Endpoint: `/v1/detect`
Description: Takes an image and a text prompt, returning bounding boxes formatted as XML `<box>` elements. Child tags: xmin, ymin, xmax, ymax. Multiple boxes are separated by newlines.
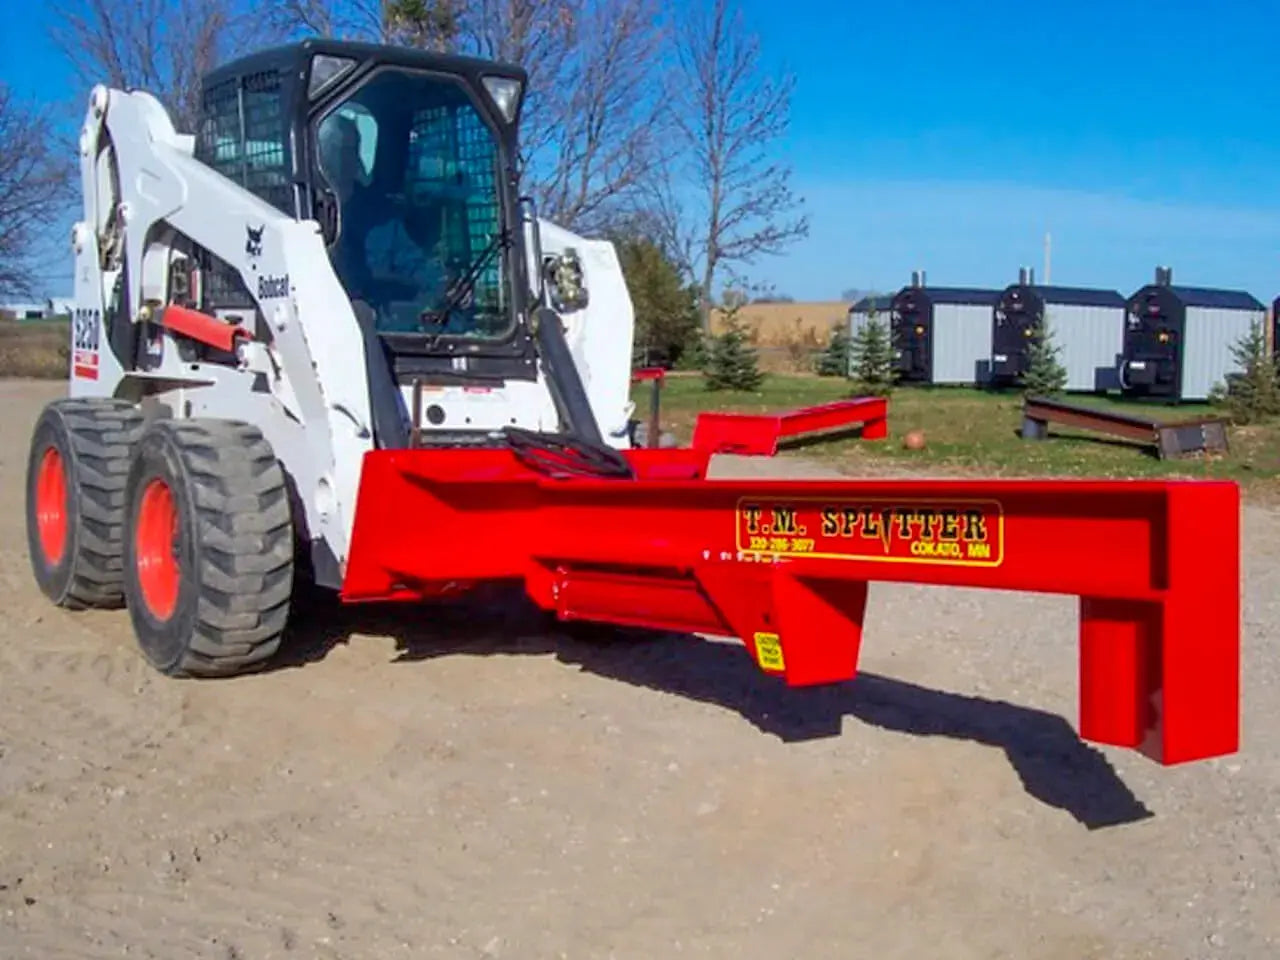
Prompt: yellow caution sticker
<box><xmin>753</xmin><ymin>632</ymin><xmax>785</xmax><ymax>672</ymax></box>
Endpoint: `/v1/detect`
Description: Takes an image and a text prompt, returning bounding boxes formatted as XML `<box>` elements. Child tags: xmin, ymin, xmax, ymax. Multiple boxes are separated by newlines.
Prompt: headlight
<box><xmin>482</xmin><ymin>76</ymin><xmax>523</xmax><ymax>123</ymax></box>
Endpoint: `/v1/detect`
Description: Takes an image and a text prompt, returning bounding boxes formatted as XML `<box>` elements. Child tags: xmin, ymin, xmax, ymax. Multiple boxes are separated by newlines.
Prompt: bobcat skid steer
<box><xmin>31</xmin><ymin>38</ymin><xmax>635</xmax><ymax>671</ymax></box>
<box><xmin>25</xmin><ymin>39</ymin><xmax>1240</xmax><ymax>770</ymax></box>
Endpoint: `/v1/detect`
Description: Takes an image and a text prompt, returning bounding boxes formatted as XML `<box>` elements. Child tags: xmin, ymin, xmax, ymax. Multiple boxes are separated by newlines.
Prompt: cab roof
<box><xmin>201</xmin><ymin>37</ymin><xmax>527</xmax><ymax>92</ymax></box>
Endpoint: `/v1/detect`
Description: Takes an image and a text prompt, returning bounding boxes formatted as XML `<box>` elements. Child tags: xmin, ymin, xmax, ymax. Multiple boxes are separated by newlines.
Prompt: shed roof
<box><xmin>850</xmin><ymin>295</ymin><xmax>894</xmax><ymax>312</ymax></box>
<box><xmin>1024</xmin><ymin>286</ymin><xmax>1126</xmax><ymax>308</ymax></box>
<box><xmin>1162</xmin><ymin>286</ymin><xmax>1264</xmax><ymax>311</ymax></box>
<box><xmin>912</xmin><ymin>287</ymin><xmax>1001</xmax><ymax>306</ymax></box>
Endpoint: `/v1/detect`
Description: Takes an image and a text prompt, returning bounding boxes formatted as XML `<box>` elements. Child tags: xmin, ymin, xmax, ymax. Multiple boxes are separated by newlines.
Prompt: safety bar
<box><xmin>692</xmin><ymin>397</ymin><xmax>889</xmax><ymax>456</ymax></box>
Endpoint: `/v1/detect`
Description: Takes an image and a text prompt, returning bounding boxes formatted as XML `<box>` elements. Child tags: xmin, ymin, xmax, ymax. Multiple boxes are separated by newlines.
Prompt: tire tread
<box><xmin>51</xmin><ymin>398</ymin><xmax>145</xmax><ymax>609</ymax></box>
<box><xmin>148</xmin><ymin>419</ymin><xmax>293</xmax><ymax>677</ymax></box>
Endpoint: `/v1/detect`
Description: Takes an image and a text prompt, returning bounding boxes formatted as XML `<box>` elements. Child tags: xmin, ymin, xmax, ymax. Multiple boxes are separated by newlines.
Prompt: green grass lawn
<box><xmin>633</xmin><ymin>372</ymin><xmax>1280</xmax><ymax>492</ymax></box>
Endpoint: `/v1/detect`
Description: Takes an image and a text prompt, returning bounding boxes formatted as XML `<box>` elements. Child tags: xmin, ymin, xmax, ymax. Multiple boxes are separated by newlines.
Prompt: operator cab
<box><xmin>194</xmin><ymin>38</ymin><xmax>537</xmax><ymax>385</ymax></box>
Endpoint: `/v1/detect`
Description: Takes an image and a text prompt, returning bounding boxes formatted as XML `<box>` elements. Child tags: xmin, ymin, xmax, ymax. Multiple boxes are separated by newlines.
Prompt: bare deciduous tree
<box><xmin>49</xmin><ymin>0</ymin><xmax>258</xmax><ymax>132</ymax></box>
<box><xmin>629</xmin><ymin>164</ymin><xmax>696</xmax><ymax>279</ymax></box>
<box><xmin>265</xmin><ymin>0</ymin><xmax>389</xmax><ymax>41</ymax></box>
<box><xmin>267</xmin><ymin>0</ymin><xmax>465</xmax><ymax>45</ymax></box>
<box><xmin>493</xmin><ymin>0</ymin><xmax>670</xmax><ymax>231</ymax></box>
<box><xmin>0</xmin><ymin>85</ymin><xmax>75</xmax><ymax>299</ymax></box>
<box><xmin>667</xmin><ymin>0</ymin><xmax>809</xmax><ymax>330</ymax></box>
<box><xmin>384</xmin><ymin>0</ymin><xmax>466</xmax><ymax>49</ymax></box>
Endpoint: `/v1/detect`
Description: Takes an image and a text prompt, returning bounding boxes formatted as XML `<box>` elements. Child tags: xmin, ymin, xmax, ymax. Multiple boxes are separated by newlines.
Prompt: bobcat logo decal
<box><xmin>245</xmin><ymin>224</ymin><xmax>264</xmax><ymax>259</ymax></box>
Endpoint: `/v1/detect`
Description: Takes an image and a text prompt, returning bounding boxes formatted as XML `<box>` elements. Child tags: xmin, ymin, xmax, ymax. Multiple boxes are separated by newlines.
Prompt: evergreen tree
<box><xmin>816</xmin><ymin>322</ymin><xmax>852</xmax><ymax>377</ymax></box>
<box><xmin>674</xmin><ymin>327</ymin><xmax>709</xmax><ymax>371</ymax></box>
<box><xmin>615</xmin><ymin>236</ymin><xmax>701</xmax><ymax>368</ymax></box>
<box><xmin>1209</xmin><ymin>320</ymin><xmax>1280</xmax><ymax>424</ymax></box>
<box><xmin>1022</xmin><ymin>322</ymin><xmax>1068</xmax><ymax>396</ymax></box>
<box><xmin>703</xmin><ymin>301</ymin><xmax>763</xmax><ymax>391</ymax></box>
<box><xmin>849</xmin><ymin>317</ymin><xmax>895</xmax><ymax>395</ymax></box>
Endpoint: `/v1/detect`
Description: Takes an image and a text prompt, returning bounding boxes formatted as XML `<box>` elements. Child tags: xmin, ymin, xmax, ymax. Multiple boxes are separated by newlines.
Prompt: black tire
<box><xmin>121</xmin><ymin>419</ymin><xmax>294</xmax><ymax>677</ymax></box>
<box><xmin>26</xmin><ymin>398</ymin><xmax>145</xmax><ymax>608</ymax></box>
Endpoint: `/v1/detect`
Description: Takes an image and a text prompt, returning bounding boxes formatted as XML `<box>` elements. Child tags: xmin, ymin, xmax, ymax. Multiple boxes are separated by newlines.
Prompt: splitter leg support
<box><xmin>1078</xmin><ymin>483</ymin><xmax>1239</xmax><ymax>764</ymax></box>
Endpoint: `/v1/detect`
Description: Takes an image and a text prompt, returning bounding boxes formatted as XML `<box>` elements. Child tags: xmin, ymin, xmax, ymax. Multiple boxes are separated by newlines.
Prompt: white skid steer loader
<box><xmin>27</xmin><ymin>39</ymin><xmax>642</xmax><ymax>675</ymax></box>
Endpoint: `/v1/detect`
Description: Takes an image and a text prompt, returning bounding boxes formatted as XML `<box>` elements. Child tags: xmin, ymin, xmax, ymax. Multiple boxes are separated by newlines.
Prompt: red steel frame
<box><xmin>341</xmin><ymin>446</ymin><xmax>1239</xmax><ymax>767</ymax></box>
<box><xmin>692</xmin><ymin>397</ymin><xmax>889</xmax><ymax>456</ymax></box>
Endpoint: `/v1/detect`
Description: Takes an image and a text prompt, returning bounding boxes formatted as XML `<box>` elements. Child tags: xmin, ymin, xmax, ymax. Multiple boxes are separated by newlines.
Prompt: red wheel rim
<box><xmin>35</xmin><ymin>446</ymin><xmax>68</xmax><ymax>566</ymax></box>
<box><xmin>135</xmin><ymin>478</ymin><xmax>180</xmax><ymax>620</ymax></box>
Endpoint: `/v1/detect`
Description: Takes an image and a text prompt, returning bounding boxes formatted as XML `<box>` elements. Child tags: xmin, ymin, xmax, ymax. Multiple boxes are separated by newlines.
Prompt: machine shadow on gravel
<box><xmin>275</xmin><ymin>584</ymin><xmax>1153</xmax><ymax>832</ymax></box>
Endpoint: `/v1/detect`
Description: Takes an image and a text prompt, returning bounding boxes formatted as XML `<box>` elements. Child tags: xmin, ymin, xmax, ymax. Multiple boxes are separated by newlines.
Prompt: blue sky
<box><xmin>737</xmin><ymin>0</ymin><xmax>1280</xmax><ymax>299</ymax></box>
<box><xmin>5</xmin><ymin>0</ymin><xmax>1280</xmax><ymax>301</ymax></box>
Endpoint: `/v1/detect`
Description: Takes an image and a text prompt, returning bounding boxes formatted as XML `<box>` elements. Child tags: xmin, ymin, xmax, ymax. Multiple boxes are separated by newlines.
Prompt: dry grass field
<box><xmin>0</xmin><ymin>319</ymin><xmax>69</xmax><ymax>380</ymax></box>
<box><xmin>708</xmin><ymin>301</ymin><xmax>850</xmax><ymax>373</ymax></box>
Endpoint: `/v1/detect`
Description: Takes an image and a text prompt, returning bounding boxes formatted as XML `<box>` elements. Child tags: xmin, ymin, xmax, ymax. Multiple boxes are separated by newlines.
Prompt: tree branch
<box><xmin>668</xmin><ymin>0</ymin><xmax>809</xmax><ymax>327</ymax></box>
<box><xmin>0</xmin><ymin>85</ymin><xmax>76</xmax><ymax>298</ymax></box>
<box><xmin>50</xmin><ymin>0</ymin><xmax>264</xmax><ymax>133</ymax></box>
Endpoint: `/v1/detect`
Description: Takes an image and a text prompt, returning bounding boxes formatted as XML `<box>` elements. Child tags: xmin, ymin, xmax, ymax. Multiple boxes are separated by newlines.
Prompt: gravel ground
<box><xmin>1</xmin><ymin>378</ymin><xmax>1277</xmax><ymax>959</ymax></box>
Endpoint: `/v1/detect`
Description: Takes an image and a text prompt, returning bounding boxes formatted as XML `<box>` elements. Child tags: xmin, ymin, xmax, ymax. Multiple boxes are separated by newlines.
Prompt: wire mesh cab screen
<box><xmin>195</xmin><ymin>70</ymin><xmax>293</xmax><ymax>216</ymax></box>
